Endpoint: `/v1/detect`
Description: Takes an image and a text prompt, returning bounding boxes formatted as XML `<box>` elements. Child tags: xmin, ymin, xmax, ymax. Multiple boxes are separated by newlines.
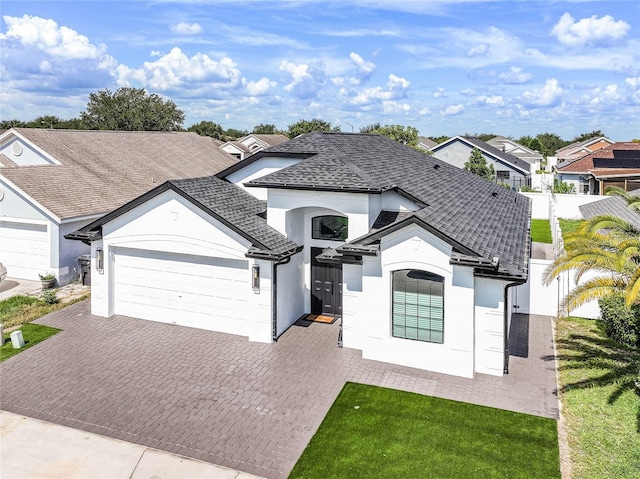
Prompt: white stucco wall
<box><xmin>91</xmin><ymin>190</ymin><xmax>272</xmax><ymax>341</ymax></box>
<box><xmin>474</xmin><ymin>276</ymin><xmax>506</xmax><ymax>376</ymax></box>
<box><xmin>275</xmin><ymin>252</ymin><xmax>305</xmax><ymax>337</ymax></box>
<box><xmin>226</xmin><ymin>157</ymin><xmax>303</xmax><ymax>200</ymax></box>
<box><xmin>342</xmin><ymin>224</ymin><xmax>483</xmax><ymax>378</ymax></box>
<box><xmin>552</xmin><ymin>193</ymin><xmax>607</xmax><ymax>219</ymax></box>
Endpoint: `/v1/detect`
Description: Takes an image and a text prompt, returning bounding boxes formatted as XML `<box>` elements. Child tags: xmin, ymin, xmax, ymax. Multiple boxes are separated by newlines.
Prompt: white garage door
<box><xmin>0</xmin><ymin>220</ymin><xmax>49</xmax><ymax>280</ymax></box>
<box><xmin>113</xmin><ymin>248</ymin><xmax>251</xmax><ymax>336</ymax></box>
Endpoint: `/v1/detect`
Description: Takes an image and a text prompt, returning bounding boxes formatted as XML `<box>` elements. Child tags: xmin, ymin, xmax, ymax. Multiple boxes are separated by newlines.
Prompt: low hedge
<box><xmin>598</xmin><ymin>295</ymin><xmax>640</xmax><ymax>347</ymax></box>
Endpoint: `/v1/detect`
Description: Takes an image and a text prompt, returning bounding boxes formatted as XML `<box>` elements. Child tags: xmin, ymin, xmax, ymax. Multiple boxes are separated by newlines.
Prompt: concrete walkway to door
<box><xmin>0</xmin><ymin>301</ymin><xmax>558</xmax><ymax>479</ymax></box>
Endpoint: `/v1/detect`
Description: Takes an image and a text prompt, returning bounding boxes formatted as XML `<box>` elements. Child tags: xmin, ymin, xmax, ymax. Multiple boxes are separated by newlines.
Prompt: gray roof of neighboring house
<box><xmin>0</xmin><ymin>128</ymin><xmax>236</xmax><ymax>220</ymax></box>
<box><xmin>457</xmin><ymin>136</ymin><xmax>531</xmax><ymax>173</ymax></box>
<box><xmin>246</xmin><ymin>132</ymin><xmax>530</xmax><ymax>278</ymax></box>
<box><xmin>487</xmin><ymin>136</ymin><xmax>543</xmax><ymax>163</ymax></box>
<box><xmin>579</xmin><ymin>196</ymin><xmax>640</xmax><ymax>228</ymax></box>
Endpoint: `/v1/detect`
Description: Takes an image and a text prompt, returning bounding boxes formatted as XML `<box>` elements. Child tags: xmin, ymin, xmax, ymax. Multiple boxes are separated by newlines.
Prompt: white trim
<box><xmin>0</xmin><ymin>175</ymin><xmax>61</xmax><ymax>223</ymax></box>
<box><xmin>0</xmin><ymin>129</ymin><xmax>62</xmax><ymax>165</ymax></box>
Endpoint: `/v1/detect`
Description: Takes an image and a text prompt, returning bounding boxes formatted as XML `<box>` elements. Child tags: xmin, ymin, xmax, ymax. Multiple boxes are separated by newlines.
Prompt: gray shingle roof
<box><xmin>459</xmin><ymin>136</ymin><xmax>531</xmax><ymax>173</ymax></box>
<box><xmin>169</xmin><ymin>176</ymin><xmax>299</xmax><ymax>257</ymax></box>
<box><xmin>579</xmin><ymin>196</ymin><xmax>640</xmax><ymax>228</ymax></box>
<box><xmin>247</xmin><ymin>132</ymin><xmax>531</xmax><ymax>277</ymax></box>
<box><xmin>1</xmin><ymin>128</ymin><xmax>236</xmax><ymax>220</ymax></box>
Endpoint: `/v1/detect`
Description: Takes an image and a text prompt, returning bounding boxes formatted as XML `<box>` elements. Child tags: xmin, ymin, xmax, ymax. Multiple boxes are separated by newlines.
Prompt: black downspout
<box><xmin>504</xmin><ymin>279</ymin><xmax>527</xmax><ymax>374</ymax></box>
<box><xmin>271</xmin><ymin>256</ymin><xmax>292</xmax><ymax>342</ymax></box>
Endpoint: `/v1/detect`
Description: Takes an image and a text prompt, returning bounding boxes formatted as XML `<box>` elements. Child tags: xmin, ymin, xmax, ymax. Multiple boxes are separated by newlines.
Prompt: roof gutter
<box><xmin>272</xmin><ymin>254</ymin><xmax>296</xmax><ymax>342</ymax></box>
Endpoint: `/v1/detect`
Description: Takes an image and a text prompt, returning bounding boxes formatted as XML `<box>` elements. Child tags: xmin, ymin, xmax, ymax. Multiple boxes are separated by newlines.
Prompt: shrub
<box><xmin>40</xmin><ymin>289</ymin><xmax>60</xmax><ymax>305</ymax></box>
<box><xmin>598</xmin><ymin>295</ymin><xmax>640</xmax><ymax>347</ymax></box>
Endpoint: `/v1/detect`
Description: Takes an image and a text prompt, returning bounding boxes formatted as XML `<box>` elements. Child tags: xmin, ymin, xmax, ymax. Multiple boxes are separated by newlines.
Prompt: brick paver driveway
<box><xmin>0</xmin><ymin>301</ymin><xmax>558</xmax><ymax>478</ymax></box>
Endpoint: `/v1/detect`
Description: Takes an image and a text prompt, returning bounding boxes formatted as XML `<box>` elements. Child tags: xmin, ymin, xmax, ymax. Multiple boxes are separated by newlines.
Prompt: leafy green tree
<box><xmin>536</xmin><ymin>132</ymin><xmax>567</xmax><ymax>157</ymax></box>
<box><xmin>80</xmin><ymin>87</ymin><xmax>184</xmax><ymax>131</ymax></box>
<box><xmin>285</xmin><ymin>118</ymin><xmax>340</xmax><ymax>138</ymax></box>
<box><xmin>224</xmin><ymin>128</ymin><xmax>249</xmax><ymax>140</ymax></box>
<box><xmin>464</xmin><ymin>148</ymin><xmax>495</xmax><ymax>181</ymax></box>
<box><xmin>467</xmin><ymin>133</ymin><xmax>497</xmax><ymax>142</ymax></box>
<box><xmin>516</xmin><ymin>135</ymin><xmax>534</xmax><ymax>148</ymax></box>
<box><xmin>544</xmin><ymin>215</ymin><xmax>640</xmax><ymax>311</ymax></box>
<box><xmin>1</xmin><ymin>119</ymin><xmax>27</xmax><ymax>129</ymax></box>
<box><xmin>573</xmin><ymin>130</ymin><xmax>606</xmax><ymax>143</ymax></box>
<box><xmin>359</xmin><ymin>123</ymin><xmax>381</xmax><ymax>133</ymax></box>
<box><xmin>553</xmin><ymin>179</ymin><xmax>576</xmax><ymax>194</ymax></box>
<box><xmin>252</xmin><ymin>123</ymin><xmax>280</xmax><ymax>134</ymax></box>
<box><xmin>188</xmin><ymin>121</ymin><xmax>224</xmax><ymax>139</ymax></box>
<box><xmin>364</xmin><ymin>124</ymin><xmax>421</xmax><ymax>150</ymax></box>
<box><xmin>429</xmin><ymin>135</ymin><xmax>450</xmax><ymax>144</ymax></box>
<box><xmin>528</xmin><ymin>138</ymin><xmax>542</xmax><ymax>153</ymax></box>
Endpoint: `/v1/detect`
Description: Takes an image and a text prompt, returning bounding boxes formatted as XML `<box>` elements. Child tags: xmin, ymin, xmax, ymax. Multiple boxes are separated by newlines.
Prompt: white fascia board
<box><xmin>0</xmin><ymin>174</ymin><xmax>61</xmax><ymax>223</ymax></box>
<box><xmin>61</xmin><ymin>213</ymin><xmax>104</xmax><ymax>224</ymax></box>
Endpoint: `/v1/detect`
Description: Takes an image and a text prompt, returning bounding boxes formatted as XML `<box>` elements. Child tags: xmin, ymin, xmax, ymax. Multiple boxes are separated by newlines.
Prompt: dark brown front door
<box><xmin>311</xmin><ymin>247</ymin><xmax>343</xmax><ymax>316</ymax></box>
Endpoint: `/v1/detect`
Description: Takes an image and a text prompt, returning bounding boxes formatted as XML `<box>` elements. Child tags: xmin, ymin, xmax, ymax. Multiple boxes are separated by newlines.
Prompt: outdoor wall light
<box><xmin>96</xmin><ymin>248</ymin><xmax>104</xmax><ymax>273</ymax></box>
<box><xmin>252</xmin><ymin>264</ymin><xmax>260</xmax><ymax>291</ymax></box>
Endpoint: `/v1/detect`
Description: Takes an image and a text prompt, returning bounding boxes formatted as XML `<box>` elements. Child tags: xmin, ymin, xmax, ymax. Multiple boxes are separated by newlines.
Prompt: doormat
<box><xmin>305</xmin><ymin>314</ymin><xmax>337</xmax><ymax>324</ymax></box>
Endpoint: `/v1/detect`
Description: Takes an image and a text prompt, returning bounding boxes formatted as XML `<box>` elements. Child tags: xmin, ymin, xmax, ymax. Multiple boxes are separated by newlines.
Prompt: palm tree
<box><xmin>544</xmin><ymin>214</ymin><xmax>640</xmax><ymax>311</ymax></box>
<box><xmin>605</xmin><ymin>185</ymin><xmax>640</xmax><ymax>212</ymax></box>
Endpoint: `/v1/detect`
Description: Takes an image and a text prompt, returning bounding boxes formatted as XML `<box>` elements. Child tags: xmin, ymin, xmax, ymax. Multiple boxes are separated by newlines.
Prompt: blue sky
<box><xmin>1</xmin><ymin>1</ymin><xmax>639</xmax><ymax>140</ymax></box>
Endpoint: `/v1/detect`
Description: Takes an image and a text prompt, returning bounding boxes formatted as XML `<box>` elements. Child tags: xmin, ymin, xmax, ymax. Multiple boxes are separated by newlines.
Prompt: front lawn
<box><xmin>556</xmin><ymin>316</ymin><xmax>640</xmax><ymax>479</ymax></box>
<box><xmin>289</xmin><ymin>382</ymin><xmax>560</xmax><ymax>479</ymax></box>
<box><xmin>1</xmin><ymin>323</ymin><xmax>62</xmax><ymax>362</ymax></box>
<box><xmin>531</xmin><ymin>219</ymin><xmax>553</xmax><ymax>243</ymax></box>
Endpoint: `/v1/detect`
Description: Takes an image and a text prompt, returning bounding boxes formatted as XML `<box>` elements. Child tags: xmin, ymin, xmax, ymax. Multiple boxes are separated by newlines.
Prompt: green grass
<box><xmin>556</xmin><ymin>317</ymin><xmax>640</xmax><ymax>479</ymax></box>
<box><xmin>289</xmin><ymin>382</ymin><xmax>560</xmax><ymax>479</ymax></box>
<box><xmin>0</xmin><ymin>293</ymin><xmax>89</xmax><ymax>329</ymax></box>
<box><xmin>531</xmin><ymin>219</ymin><xmax>553</xmax><ymax>243</ymax></box>
<box><xmin>558</xmin><ymin>218</ymin><xmax>583</xmax><ymax>238</ymax></box>
<box><xmin>1</xmin><ymin>323</ymin><xmax>62</xmax><ymax>362</ymax></box>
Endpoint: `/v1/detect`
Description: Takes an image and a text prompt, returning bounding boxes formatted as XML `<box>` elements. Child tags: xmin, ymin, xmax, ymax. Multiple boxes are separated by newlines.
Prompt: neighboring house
<box><xmin>68</xmin><ymin>132</ymin><xmax>530</xmax><ymax>379</ymax></box>
<box><xmin>219</xmin><ymin>134</ymin><xmax>289</xmax><ymax>160</ymax></box>
<box><xmin>487</xmin><ymin>136</ymin><xmax>543</xmax><ymax>169</ymax></box>
<box><xmin>417</xmin><ymin>136</ymin><xmax>438</xmax><ymax>151</ymax></box>
<box><xmin>429</xmin><ymin>136</ymin><xmax>531</xmax><ymax>189</ymax></box>
<box><xmin>555</xmin><ymin>142</ymin><xmax>640</xmax><ymax>195</ymax></box>
<box><xmin>555</xmin><ymin>136</ymin><xmax>614</xmax><ymax>162</ymax></box>
<box><xmin>0</xmin><ymin>128</ymin><xmax>236</xmax><ymax>284</ymax></box>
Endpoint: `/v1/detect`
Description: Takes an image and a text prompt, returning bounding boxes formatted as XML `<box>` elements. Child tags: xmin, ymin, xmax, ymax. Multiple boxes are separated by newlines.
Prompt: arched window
<box><xmin>392</xmin><ymin>269</ymin><xmax>444</xmax><ymax>343</ymax></box>
<box><xmin>312</xmin><ymin>215</ymin><xmax>348</xmax><ymax>241</ymax></box>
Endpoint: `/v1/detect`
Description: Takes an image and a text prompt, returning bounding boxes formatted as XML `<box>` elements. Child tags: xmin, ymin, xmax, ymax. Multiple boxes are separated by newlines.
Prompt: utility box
<box><xmin>78</xmin><ymin>254</ymin><xmax>91</xmax><ymax>286</ymax></box>
<box><xmin>10</xmin><ymin>330</ymin><xmax>25</xmax><ymax>349</ymax></box>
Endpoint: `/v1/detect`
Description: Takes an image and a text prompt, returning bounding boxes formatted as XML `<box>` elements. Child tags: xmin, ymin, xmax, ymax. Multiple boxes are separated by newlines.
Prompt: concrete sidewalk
<box><xmin>0</xmin><ymin>411</ymin><xmax>264</xmax><ymax>479</ymax></box>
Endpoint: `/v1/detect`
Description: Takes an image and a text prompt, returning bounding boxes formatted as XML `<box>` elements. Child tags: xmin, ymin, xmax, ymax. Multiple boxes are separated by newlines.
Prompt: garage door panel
<box><xmin>113</xmin><ymin>248</ymin><xmax>251</xmax><ymax>336</ymax></box>
<box><xmin>0</xmin><ymin>220</ymin><xmax>49</xmax><ymax>280</ymax></box>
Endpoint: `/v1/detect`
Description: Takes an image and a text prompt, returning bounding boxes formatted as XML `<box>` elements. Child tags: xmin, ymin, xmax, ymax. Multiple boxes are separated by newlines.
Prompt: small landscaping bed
<box><xmin>1</xmin><ymin>323</ymin><xmax>62</xmax><ymax>362</ymax></box>
<box><xmin>289</xmin><ymin>382</ymin><xmax>560</xmax><ymax>479</ymax></box>
<box><xmin>0</xmin><ymin>292</ymin><xmax>88</xmax><ymax>329</ymax></box>
<box><xmin>556</xmin><ymin>316</ymin><xmax>640</xmax><ymax>479</ymax></box>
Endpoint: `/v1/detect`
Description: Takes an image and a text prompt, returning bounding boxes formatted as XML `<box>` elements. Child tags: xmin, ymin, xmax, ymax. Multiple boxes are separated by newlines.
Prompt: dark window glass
<box><xmin>312</xmin><ymin>216</ymin><xmax>348</xmax><ymax>241</ymax></box>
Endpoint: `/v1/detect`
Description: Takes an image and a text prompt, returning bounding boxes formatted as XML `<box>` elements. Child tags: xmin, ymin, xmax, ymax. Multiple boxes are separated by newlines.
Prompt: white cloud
<box><xmin>419</xmin><ymin>107</ymin><xmax>431</xmax><ymax>115</ymax></box>
<box><xmin>626</xmin><ymin>77</ymin><xmax>640</xmax><ymax>88</ymax></box>
<box><xmin>551</xmin><ymin>12</ymin><xmax>630</xmax><ymax>47</ymax></box>
<box><xmin>432</xmin><ymin>87</ymin><xmax>445</xmax><ymax>98</ymax></box>
<box><xmin>118</xmin><ymin>47</ymin><xmax>242</xmax><ymax>94</ymax></box>
<box><xmin>467</xmin><ymin>43</ymin><xmax>489</xmax><ymax>57</ymax></box>
<box><xmin>382</xmin><ymin>101</ymin><xmax>410</xmax><ymax>114</ymax></box>
<box><xmin>498</xmin><ymin>67</ymin><xmax>532</xmax><ymax>84</ymax></box>
<box><xmin>460</xmin><ymin>88</ymin><xmax>476</xmax><ymax>96</ymax></box>
<box><xmin>1</xmin><ymin>14</ymin><xmax>106</xmax><ymax>60</ymax></box>
<box><xmin>474</xmin><ymin>95</ymin><xmax>505</xmax><ymax>106</ymax></box>
<box><xmin>440</xmin><ymin>104</ymin><xmax>464</xmax><ymax>116</ymax></box>
<box><xmin>346</xmin><ymin>74</ymin><xmax>410</xmax><ymax>106</ymax></box>
<box><xmin>521</xmin><ymin>79</ymin><xmax>564</xmax><ymax>107</ymax></box>
<box><xmin>244</xmin><ymin>77</ymin><xmax>277</xmax><ymax>96</ymax></box>
<box><xmin>279</xmin><ymin>60</ymin><xmax>326</xmax><ymax>99</ymax></box>
<box><xmin>350</xmin><ymin>52</ymin><xmax>376</xmax><ymax>83</ymax></box>
<box><xmin>171</xmin><ymin>22</ymin><xmax>203</xmax><ymax>35</ymax></box>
